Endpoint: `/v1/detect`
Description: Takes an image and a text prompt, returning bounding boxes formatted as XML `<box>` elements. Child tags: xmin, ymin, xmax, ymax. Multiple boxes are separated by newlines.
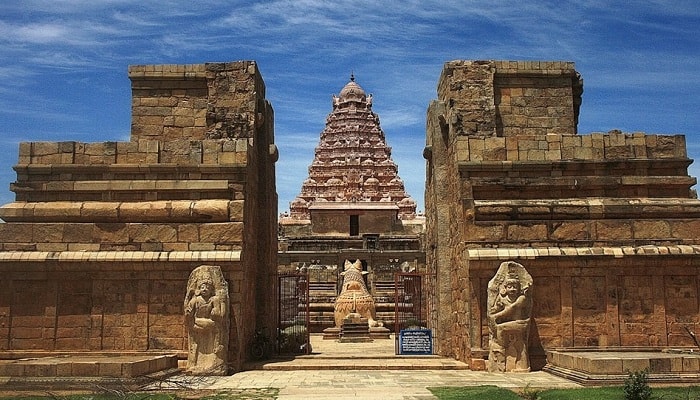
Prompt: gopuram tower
<box><xmin>279</xmin><ymin>76</ymin><xmax>425</xmax><ymax>333</ymax></box>
<box><xmin>287</xmin><ymin>75</ymin><xmax>417</xmax><ymax>224</ymax></box>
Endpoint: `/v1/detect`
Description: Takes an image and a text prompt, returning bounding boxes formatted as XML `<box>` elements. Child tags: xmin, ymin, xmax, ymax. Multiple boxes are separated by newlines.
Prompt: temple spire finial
<box><xmin>350</xmin><ymin>72</ymin><xmax>355</xmax><ymax>82</ymax></box>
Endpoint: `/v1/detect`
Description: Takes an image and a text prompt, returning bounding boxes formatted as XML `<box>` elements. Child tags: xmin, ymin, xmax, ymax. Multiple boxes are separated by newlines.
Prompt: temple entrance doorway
<box><xmin>277</xmin><ymin>272</ymin><xmax>311</xmax><ymax>356</ymax></box>
<box><xmin>394</xmin><ymin>272</ymin><xmax>432</xmax><ymax>332</ymax></box>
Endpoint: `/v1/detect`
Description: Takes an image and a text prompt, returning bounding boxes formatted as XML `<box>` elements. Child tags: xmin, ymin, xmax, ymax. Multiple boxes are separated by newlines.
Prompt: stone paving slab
<box><xmin>249</xmin><ymin>334</ymin><xmax>469</xmax><ymax>370</ymax></box>
<box><xmin>179</xmin><ymin>369</ymin><xmax>580</xmax><ymax>399</ymax></box>
<box><xmin>202</xmin><ymin>334</ymin><xmax>580</xmax><ymax>399</ymax></box>
<box><xmin>249</xmin><ymin>357</ymin><xmax>469</xmax><ymax>370</ymax></box>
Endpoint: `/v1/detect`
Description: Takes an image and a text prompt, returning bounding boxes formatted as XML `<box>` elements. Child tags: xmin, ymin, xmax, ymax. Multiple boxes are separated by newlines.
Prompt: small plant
<box><xmin>519</xmin><ymin>383</ymin><xmax>543</xmax><ymax>400</ymax></box>
<box><xmin>623</xmin><ymin>369</ymin><xmax>652</xmax><ymax>400</ymax></box>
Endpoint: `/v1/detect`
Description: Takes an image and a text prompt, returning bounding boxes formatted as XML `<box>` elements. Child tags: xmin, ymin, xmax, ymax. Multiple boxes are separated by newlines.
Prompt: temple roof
<box><xmin>338</xmin><ymin>75</ymin><xmax>367</xmax><ymax>103</ymax></box>
<box><xmin>288</xmin><ymin>77</ymin><xmax>417</xmax><ymax>220</ymax></box>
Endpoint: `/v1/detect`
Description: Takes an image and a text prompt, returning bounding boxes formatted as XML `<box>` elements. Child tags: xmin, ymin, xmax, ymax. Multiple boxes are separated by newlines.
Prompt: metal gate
<box><xmin>394</xmin><ymin>273</ymin><xmax>434</xmax><ymax>331</ymax></box>
<box><xmin>277</xmin><ymin>272</ymin><xmax>311</xmax><ymax>355</ymax></box>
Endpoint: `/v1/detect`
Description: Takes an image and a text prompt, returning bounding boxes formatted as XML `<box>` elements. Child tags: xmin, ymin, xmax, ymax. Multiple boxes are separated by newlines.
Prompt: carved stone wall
<box><xmin>425</xmin><ymin>60</ymin><xmax>700</xmax><ymax>370</ymax></box>
<box><xmin>0</xmin><ymin>61</ymin><xmax>277</xmax><ymax>373</ymax></box>
<box><xmin>278</xmin><ymin>77</ymin><xmax>425</xmax><ymax>333</ymax></box>
<box><xmin>283</xmin><ymin>76</ymin><xmax>417</xmax><ymax>223</ymax></box>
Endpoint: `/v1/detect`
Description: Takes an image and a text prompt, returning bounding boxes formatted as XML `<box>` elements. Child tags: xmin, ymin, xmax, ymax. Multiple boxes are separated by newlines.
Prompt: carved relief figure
<box><xmin>184</xmin><ymin>265</ymin><xmax>229</xmax><ymax>375</ymax></box>
<box><xmin>487</xmin><ymin>261</ymin><xmax>533</xmax><ymax>372</ymax></box>
<box><xmin>334</xmin><ymin>259</ymin><xmax>382</xmax><ymax>327</ymax></box>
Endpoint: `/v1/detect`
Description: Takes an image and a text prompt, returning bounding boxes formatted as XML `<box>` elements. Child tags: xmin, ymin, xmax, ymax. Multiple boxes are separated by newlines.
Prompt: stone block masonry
<box><xmin>426</xmin><ymin>60</ymin><xmax>700</xmax><ymax>370</ymax></box>
<box><xmin>0</xmin><ymin>61</ymin><xmax>278</xmax><ymax>373</ymax></box>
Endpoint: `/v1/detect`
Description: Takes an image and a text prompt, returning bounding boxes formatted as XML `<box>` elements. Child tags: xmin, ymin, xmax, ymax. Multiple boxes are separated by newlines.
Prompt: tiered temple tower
<box><xmin>279</xmin><ymin>77</ymin><xmax>425</xmax><ymax>333</ymax></box>
<box><xmin>287</xmin><ymin>75</ymin><xmax>417</xmax><ymax>223</ymax></box>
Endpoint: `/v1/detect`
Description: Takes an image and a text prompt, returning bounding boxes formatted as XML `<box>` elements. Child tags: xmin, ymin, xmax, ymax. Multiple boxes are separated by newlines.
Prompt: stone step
<box><xmin>246</xmin><ymin>356</ymin><xmax>470</xmax><ymax>371</ymax></box>
<box><xmin>244</xmin><ymin>334</ymin><xmax>468</xmax><ymax>371</ymax></box>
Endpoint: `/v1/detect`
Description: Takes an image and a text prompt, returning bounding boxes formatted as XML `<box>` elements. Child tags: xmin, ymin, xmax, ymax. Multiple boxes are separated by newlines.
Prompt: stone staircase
<box><xmin>244</xmin><ymin>334</ymin><xmax>469</xmax><ymax>371</ymax></box>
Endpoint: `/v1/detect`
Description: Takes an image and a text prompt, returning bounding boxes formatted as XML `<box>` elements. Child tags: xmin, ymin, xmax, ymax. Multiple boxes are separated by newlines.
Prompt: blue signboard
<box><xmin>398</xmin><ymin>329</ymin><xmax>433</xmax><ymax>355</ymax></box>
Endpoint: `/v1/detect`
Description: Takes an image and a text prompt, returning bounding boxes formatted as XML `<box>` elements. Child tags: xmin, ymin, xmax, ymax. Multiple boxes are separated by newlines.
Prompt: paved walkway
<box><xmin>176</xmin><ymin>335</ymin><xmax>582</xmax><ymax>399</ymax></box>
<box><xmin>0</xmin><ymin>334</ymin><xmax>582</xmax><ymax>398</ymax></box>
<box><xmin>191</xmin><ymin>369</ymin><xmax>581</xmax><ymax>399</ymax></box>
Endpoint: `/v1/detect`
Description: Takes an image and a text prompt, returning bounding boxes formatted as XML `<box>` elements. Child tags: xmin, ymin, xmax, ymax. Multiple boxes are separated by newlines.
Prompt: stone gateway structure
<box><xmin>425</xmin><ymin>60</ymin><xmax>700</xmax><ymax>372</ymax></box>
<box><xmin>0</xmin><ymin>59</ymin><xmax>699</xmax><ymax>381</ymax></box>
<box><xmin>0</xmin><ymin>62</ymin><xmax>278</xmax><ymax>373</ymax></box>
<box><xmin>278</xmin><ymin>76</ymin><xmax>426</xmax><ymax>333</ymax></box>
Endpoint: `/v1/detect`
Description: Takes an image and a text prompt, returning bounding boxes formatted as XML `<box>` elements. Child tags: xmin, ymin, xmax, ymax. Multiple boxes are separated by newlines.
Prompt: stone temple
<box><xmin>0</xmin><ymin>62</ymin><xmax>278</xmax><ymax>374</ymax></box>
<box><xmin>1</xmin><ymin>60</ymin><xmax>700</xmax><ymax>384</ymax></box>
<box><xmin>279</xmin><ymin>76</ymin><xmax>425</xmax><ymax>333</ymax></box>
<box><xmin>425</xmin><ymin>61</ymin><xmax>700</xmax><ymax>378</ymax></box>
<box><xmin>286</xmin><ymin>74</ymin><xmax>417</xmax><ymax>222</ymax></box>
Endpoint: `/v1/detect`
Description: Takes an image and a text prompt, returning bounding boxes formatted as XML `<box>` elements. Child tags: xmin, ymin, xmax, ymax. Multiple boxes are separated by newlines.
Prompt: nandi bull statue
<box><xmin>334</xmin><ymin>259</ymin><xmax>383</xmax><ymax>328</ymax></box>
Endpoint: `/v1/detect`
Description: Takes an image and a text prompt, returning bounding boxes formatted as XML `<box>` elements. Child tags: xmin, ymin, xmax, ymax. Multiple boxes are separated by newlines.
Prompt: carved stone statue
<box><xmin>334</xmin><ymin>259</ymin><xmax>382</xmax><ymax>328</ymax></box>
<box><xmin>487</xmin><ymin>261</ymin><xmax>533</xmax><ymax>372</ymax></box>
<box><xmin>184</xmin><ymin>265</ymin><xmax>229</xmax><ymax>375</ymax></box>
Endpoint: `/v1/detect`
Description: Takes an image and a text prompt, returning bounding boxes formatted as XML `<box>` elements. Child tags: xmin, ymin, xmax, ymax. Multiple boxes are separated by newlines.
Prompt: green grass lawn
<box><xmin>428</xmin><ymin>386</ymin><xmax>522</xmax><ymax>400</ymax></box>
<box><xmin>537</xmin><ymin>387</ymin><xmax>625</xmax><ymax>399</ymax></box>
<box><xmin>429</xmin><ymin>385</ymin><xmax>700</xmax><ymax>400</ymax></box>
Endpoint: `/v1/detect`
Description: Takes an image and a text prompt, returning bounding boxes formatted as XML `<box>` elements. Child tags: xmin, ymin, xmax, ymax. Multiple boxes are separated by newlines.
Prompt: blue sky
<box><xmin>0</xmin><ymin>1</ymin><xmax>698</xmax><ymax>214</ymax></box>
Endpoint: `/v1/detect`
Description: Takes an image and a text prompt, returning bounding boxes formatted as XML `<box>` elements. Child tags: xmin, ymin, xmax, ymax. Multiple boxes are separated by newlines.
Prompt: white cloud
<box><xmin>0</xmin><ymin>1</ymin><xmax>697</xmax><ymax>216</ymax></box>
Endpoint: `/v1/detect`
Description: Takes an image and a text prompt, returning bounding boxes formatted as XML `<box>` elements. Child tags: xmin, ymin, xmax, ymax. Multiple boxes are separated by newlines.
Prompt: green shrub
<box><xmin>623</xmin><ymin>369</ymin><xmax>652</xmax><ymax>400</ymax></box>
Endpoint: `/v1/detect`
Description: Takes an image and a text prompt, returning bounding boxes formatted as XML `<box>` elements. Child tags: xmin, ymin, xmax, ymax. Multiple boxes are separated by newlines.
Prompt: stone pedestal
<box><xmin>322</xmin><ymin>327</ymin><xmax>341</xmax><ymax>340</ymax></box>
<box><xmin>339</xmin><ymin>313</ymin><xmax>372</xmax><ymax>343</ymax></box>
<box><xmin>323</xmin><ymin>325</ymin><xmax>391</xmax><ymax>340</ymax></box>
<box><xmin>369</xmin><ymin>326</ymin><xmax>391</xmax><ymax>339</ymax></box>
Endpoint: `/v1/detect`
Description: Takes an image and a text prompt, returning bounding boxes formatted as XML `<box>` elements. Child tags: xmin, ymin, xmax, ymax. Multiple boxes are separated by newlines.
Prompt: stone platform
<box><xmin>545</xmin><ymin>349</ymin><xmax>700</xmax><ymax>385</ymax></box>
<box><xmin>0</xmin><ymin>353</ymin><xmax>179</xmax><ymax>390</ymax></box>
<box><xmin>245</xmin><ymin>334</ymin><xmax>469</xmax><ymax>371</ymax></box>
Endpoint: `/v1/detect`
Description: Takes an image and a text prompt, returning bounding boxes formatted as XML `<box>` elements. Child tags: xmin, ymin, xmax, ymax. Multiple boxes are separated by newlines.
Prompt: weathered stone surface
<box><xmin>427</xmin><ymin>60</ymin><xmax>700</xmax><ymax>370</ymax></box>
<box><xmin>184</xmin><ymin>265</ymin><xmax>229</xmax><ymax>375</ymax></box>
<box><xmin>487</xmin><ymin>261</ymin><xmax>532</xmax><ymax>372</ymax></box>
<box><xmin>332</xmin><ymin>259</ymin><xmax>382</xmax><ymax>328</ymax></box>
<box><xmin>0</xmin><ymin>61</ymin><xmax>278</xmax><ymax>374</ymax></box>
<box><xmin>284</xmin><ymin>76</ymin><xmax>417</xmax><ymax>222</ymax></box>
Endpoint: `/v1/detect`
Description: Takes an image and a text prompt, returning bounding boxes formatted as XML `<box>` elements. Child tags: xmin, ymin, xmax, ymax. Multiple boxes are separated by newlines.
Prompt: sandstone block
<box><xmin>633</xmin><ymin>220</ymin><xmax>671</xmax><ymax>239</ymax></box>
<box><xmin>506</xmin><ymin>223</ymin><xmax>547</xmax><ymax>241</ymax></box>
<box><xmin>551</xmin><ymin>222</ymin><xmax>588</xmax><ymax>241</ymax></box>
<box><xmin>177</xmin><ymin>224</ymin><xmax>199</xmax><ymax>243</ymax></box>
<box><xmin>94</xmin><ymin>223</ymin><xmax>129</xmax><ymax>243</ymax></box>
<box><xmin>63</xmin><ymin>224</ymin><xmax>95</xmax><ymax>243</ymax></box>
<box><xmin>198</xmin><ymin>222</ymin><xmax>244</xmax><ymax>243</ymax></box>
<box><xmin>229</xmin><ymin>200</ymin><xmax>244</xmax><ymax>221</ymax></box>
<box><xmin>33</xmin><ymin>224</ymin><xmax>65</xmax><ymax>243</ymax></box>
<box><xmin>119</xmin><ymin>201</ymin><xmax>171</xmax><ymax>221</ymax></box>
<box><xmin>190</xmin><ymin>200</ymin><xmax>230</xmax><ymax>221</ymax></box>
<box><xmin>594</xmin><ymin>219</ymin><xmax>631</xmax><ymax>238</ymax></box>
<box><xmin>128</xmin><ymin>224</ymin><xmax>177</xmax><ymax>243</ymax></box>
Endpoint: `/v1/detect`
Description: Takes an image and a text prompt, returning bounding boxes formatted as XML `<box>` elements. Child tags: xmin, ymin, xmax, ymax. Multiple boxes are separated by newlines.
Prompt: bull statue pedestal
<box><xmin>323</xmin><ymin>259</ymin><xmax>390</xmax><ymax>340</ymax></box>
